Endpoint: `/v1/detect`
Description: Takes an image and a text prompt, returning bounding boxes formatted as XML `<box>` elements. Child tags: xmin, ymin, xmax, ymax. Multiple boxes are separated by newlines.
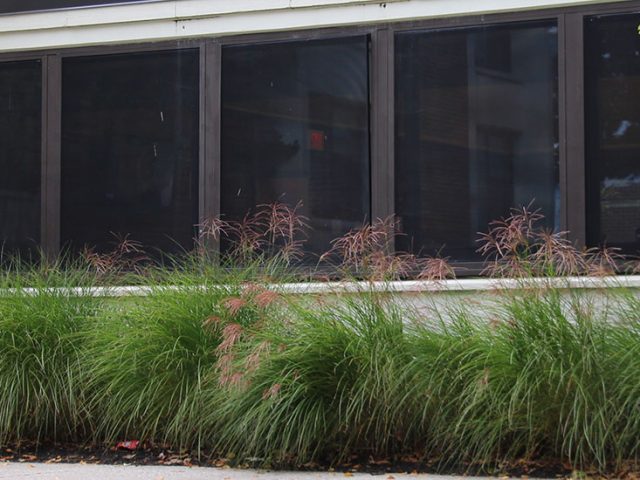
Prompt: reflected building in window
<box><xmin>586</xmin><ymin>13</ymin><xmax>640</xmax><ymax>255</ymax></box>
<box><xmin>395</xmin><ymin>21</ymin><xmax>559</xmax><ymax>260</ymax></box>
<box><xmin>221</xmin><ymin>37</ymin><xmax>370</xmax><ymax>257</ymax></box>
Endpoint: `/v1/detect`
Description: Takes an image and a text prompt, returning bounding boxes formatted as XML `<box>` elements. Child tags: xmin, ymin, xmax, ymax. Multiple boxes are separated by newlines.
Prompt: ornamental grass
<box><xmin>0</xmin><ymin>203</ymin><xmax>636</xmax><ymax>473</ymax></box>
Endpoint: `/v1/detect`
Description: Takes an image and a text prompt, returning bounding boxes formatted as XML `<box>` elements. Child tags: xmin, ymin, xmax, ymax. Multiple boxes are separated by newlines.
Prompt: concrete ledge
<box><xmin>3</xmin><ymin>276</ymin><xmax>640</xmax><ymax>298</ymax></box>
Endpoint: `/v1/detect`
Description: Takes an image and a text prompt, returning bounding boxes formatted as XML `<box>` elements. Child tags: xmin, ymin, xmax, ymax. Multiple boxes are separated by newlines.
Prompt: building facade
<box><xmin>0</xmin><ymin>0</ymin><xmax>638</xmax><ymax>270</ymax></box>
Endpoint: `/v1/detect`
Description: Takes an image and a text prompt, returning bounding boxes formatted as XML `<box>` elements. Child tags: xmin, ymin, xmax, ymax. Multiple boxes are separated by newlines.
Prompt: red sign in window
<box><xmin>309</xmin><ymin>130</ymin><xmax>325</xmax><ymax>151</ymax></box>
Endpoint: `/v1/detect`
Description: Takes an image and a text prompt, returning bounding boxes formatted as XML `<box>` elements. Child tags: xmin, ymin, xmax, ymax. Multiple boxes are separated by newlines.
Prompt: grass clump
<box><xmin>0</xmin><ymin>260</ymin><xmax>103</xmax><ymax>443</ymax></box>
<box><xmin>402</xmin><ymin>286</ymin><xmax>640</xmax><ymax>472</ymax></box>
<box><xmin>211</xmin><ymin>292</ymin><xmax>412</xmax><ymax>465</ymax></box>
<box><xmin>82</xmin><ymin>258</ymin><xmax>289</xmax><ymax>450</ymax></box>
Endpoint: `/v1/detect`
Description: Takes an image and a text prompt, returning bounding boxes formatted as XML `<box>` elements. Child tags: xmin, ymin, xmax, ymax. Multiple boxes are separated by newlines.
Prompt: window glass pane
<box><xmin>61</xmin><ymin>49</ymin><xmax>199</xmax><ymax>254</ymax></box>
<box><xmin>0</xmin><ymin>60</ymin><xmax>41</xmax><ymax>256</ymax></box>
<box><xmin>586</xmin><ymin>14</ymin><xmax>640</xmax><ymax>254</ymax></box>
<box><xmin>395</xmin><ymin>21</ymin><xmax>559</xmax><ymax>261</ymax></box>
<box><xmin>221</xmin><ymin>36</ymin><xmax>370</xmax><ymax>257</ymax></box>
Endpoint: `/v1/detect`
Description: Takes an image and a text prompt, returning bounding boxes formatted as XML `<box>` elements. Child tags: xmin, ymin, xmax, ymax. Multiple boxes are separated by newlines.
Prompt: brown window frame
<box><xmin>0</xmin><ymin>0</ymin><xmax>639</xmax><ymax>275</ymax></box>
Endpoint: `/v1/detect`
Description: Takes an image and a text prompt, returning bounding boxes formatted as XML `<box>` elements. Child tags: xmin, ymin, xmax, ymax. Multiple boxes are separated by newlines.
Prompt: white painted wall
<box><xmin>0</xmin><ymin>0</ymin><xmax>630</xmax><ymax>53</ymax></box>
<box><xmin>4</xmin><ymin>277</ymin><xmax>639</xmax><ymax>323</ymax></box>
<box><xmin>5</xmin><ymin>275</ymin><xmax>640</xmax><ymax>297</ymax></box>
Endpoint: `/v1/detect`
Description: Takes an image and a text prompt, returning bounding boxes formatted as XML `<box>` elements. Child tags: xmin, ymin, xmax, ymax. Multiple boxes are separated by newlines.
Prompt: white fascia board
<box><xmin>174</xmin><ymin>0</ymin><xmax>380</xmax><ymax>18</ymax></box>
<box><xmin>0</xmin><ymin>3</ymin><xmax>176</xmax><ymax>33</ymax></box>
<box><xmin>0</xmin><ymin>0</ymin><xmax>629</xmax><ymax>53</ymax></box>
<box><xmin>0</xmin><ymin>0</ymin><xmax>381</xmax><ymax>34</ymax></box>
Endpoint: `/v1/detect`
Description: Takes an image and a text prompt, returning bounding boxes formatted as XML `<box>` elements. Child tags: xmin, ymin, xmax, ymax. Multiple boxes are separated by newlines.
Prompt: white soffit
<box><xmin>0</xmin><ymin>0</ymin><xmax>630</xmax><ymax>52</ymax></box>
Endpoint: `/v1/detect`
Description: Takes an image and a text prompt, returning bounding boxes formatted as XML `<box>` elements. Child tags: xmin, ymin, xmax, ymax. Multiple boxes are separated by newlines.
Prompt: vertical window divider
<box><xmin>558</xmin><ymin>14</ymin><xmax>569</xmax><ymax>236</ymax></box>
<box><xmin>370</xmin><ymin>27</ymin><xmax>395</xmax><ymax>253</ymax></box>
<box><xmin>200</xmin><ymin>39</ymin><xmax>222</xmax><ymax>256</ymax></box>
<box><xmin>563</xmin><ymin>12</ymin><xmax>587</xmax><ymax>247</ymax></box>
<box><xmin>41</xmin><ymin>53</ymin><xmax>61</xmax><ymax>259</ymax></box>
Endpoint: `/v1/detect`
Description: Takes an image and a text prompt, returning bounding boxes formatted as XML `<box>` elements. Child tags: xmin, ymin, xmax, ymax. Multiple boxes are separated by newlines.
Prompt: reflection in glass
<box><xmin>0</xmin><ymin>60</ymin><xmax>41</xmax><ymax>256</ymax></box>
<box><xmin>586</xmin><ymin>14</ymin><xmax>640</xmax><ymax>254</ymax></box>
<box><xmin>221</xmin><ymin>37</ymin><xmax>370</xmax><ymax>257</ymax></box>
<box><xmin>395</xmin><ymin>22</ymin><xmax>559</xmax><ymax>261</ymax></box>
<box><xmin>61</xmin><ymin>50</ymin><xmax>199</xmax><ymax>254</ymax></box>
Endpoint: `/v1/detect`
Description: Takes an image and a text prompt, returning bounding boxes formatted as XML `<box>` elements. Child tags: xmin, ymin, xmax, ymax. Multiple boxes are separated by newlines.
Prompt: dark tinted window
<box><xmin>221</xmin><ymin>37</ymin><xmax>371</xmax><ymax>257</ymax></box>
<box><xmin>0</xmin><ymin>60</ymin><xmax>41</xmax><ymax>256</ymax></box>
<box><xmin>586</xmin><ymin>14</ymin><xmax>640</xmax><ymax>254</ymax></box>
<box><xmin>395</xmin><ymin>22</ymin><xmax>559</xmax><ymax>261</ymax></box>
<box><xmin>61</xmin><ymin>50</ymin><xmax>199</xmax><ymax>254</ymax></box>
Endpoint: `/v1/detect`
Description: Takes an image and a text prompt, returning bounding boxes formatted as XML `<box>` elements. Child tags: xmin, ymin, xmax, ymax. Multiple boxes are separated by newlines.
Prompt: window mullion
<box><xmin>370</xmin><ymin>27</ymin><xmax>395</xmax><ymax>252</ymax></box>
<box><xmin>42</xmin><ymin>53</ymin><xmax>62</xmax><ymax>259</ymax></box>
<box><xmin>200</xmin><ymin>40</ymin><xmax>222</xmax><ymax>256</ymax></box>
<box><xmin>563</xmin><ymin>12</ymin><xmax>586</xmax><ymax>248</ymax></box>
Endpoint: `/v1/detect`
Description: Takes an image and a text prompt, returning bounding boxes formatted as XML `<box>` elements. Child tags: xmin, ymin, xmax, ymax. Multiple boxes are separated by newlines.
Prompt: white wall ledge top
<box><xmin>3</xmin><ymin>275</ymin><xmax>640</xmax><ymax>298</ymax></box>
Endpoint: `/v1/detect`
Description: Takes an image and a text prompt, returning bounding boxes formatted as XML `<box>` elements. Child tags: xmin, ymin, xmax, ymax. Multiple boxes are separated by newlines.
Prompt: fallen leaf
<box><xmin>115</xmin><ymin>440</ymin><xmax>140</xmax><ymax>451</ymax></box>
